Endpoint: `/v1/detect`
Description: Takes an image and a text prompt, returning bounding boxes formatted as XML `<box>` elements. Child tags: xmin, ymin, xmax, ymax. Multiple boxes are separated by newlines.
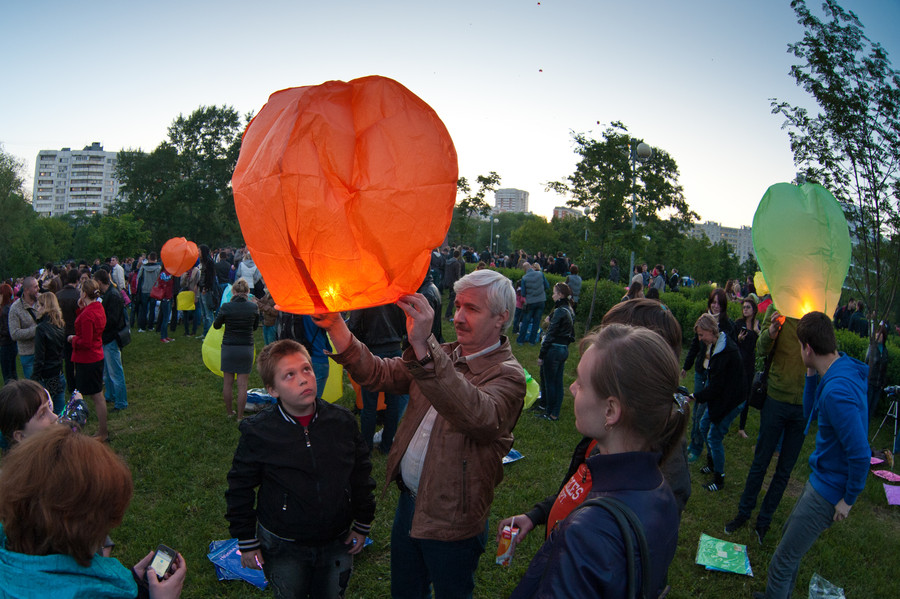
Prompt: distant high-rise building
<box><xmin>32</xmin><ymin>143</ymin><xmax>121</xmax><ymax>216</ymax></box>
<box><xmin>493</xmin><ymin>188</ymin><xmax>529</xmax><ymax>213</ymax></box>
<box><xmin>691</xmin><ymin>221</ymin><xmax>754</xmax><ymax>263</ymax></box>
<box><xmin>552</xmin><ymin>206</ymin><xmax>582</xmax><ymax>220</ymax></box>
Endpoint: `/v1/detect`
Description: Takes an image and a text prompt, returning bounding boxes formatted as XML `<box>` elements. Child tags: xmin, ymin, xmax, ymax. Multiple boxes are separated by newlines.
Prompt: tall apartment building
<box><xmin>493</xmin><ymin>188</ymin><xmax>529</xmax><ymax>213</ymax></box>
<box><xmin>691</xmin><ymin>221</ymin><xmax>754</xmax><ymax>263</ymax></box>
<box><xmin>32</xmin><ymin>143</ymin><xmax>121</xmax><ymax>216</ymax></box>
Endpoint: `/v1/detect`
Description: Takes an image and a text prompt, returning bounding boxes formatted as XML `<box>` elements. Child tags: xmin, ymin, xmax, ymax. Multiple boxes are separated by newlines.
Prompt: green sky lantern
<box><xmin>752</xmin><ymin>183</ymin><xmax>851</xmax><ymax>320</ymax></box>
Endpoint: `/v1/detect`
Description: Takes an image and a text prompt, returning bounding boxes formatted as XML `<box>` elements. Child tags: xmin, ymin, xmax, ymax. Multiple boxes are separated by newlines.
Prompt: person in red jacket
<box><xmin>68</xmin><ymin>279</ymin><xmax>108</xmax><ymax>442</ymax></box>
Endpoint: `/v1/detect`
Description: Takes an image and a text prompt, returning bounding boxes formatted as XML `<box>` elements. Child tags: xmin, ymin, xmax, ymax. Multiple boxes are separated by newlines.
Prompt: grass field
<box><xmin>7</xmin><ymin>311</ymin><xmax>899</xmax><ymax>598</ymax></box>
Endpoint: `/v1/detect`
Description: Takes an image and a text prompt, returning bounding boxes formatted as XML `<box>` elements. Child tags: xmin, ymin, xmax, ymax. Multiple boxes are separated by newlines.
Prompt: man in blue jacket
<box><xmin>756</xmin><ymin>311</ymin><xmax>869</xmax><ymax>599</ymax></box>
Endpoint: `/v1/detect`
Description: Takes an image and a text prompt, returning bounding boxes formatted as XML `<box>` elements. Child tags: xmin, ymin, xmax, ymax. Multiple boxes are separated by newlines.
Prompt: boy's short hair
<box><xmin>257</xmin><ymin>339</ymin><xmax>312</xmax><ymax>390</ymax></box>
<box><xmin>797</xmin><ymin>311</ymin><xmax>837</xmax><ymax>355</ymax></box>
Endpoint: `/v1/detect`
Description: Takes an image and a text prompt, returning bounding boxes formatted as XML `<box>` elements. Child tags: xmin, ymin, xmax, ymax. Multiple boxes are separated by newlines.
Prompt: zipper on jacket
<box><xmin>303</xmin><ymin>427</ymin><xmax>311</xmax><ymax>448</ymax></box>
<box><xmin>462</xmin><ymin>459</ymin><xmax>468</xmax><ymax>514</ymax></box>
<box><xmin>282</xmin><ymin>493</ymin><xmax>288</xmax><ymax>512</ymax></box>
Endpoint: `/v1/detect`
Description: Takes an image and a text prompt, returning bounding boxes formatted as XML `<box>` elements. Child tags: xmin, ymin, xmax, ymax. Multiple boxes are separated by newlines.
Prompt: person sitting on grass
<box><xmin>225</xmin><ymin>339</ymin><xmax>375</xmax><ymax>599</ymax></box>
<box><xmin>0</xmin><ymin>426</ymin><xmax>187</xmax><ymax>598</ymax></box>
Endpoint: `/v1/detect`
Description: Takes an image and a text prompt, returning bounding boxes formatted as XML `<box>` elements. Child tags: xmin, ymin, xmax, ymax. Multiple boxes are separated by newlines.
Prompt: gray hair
<box><xmin>454</xmin><ymin>270</ymin><xmax>516</xmax><ymax>330</ymax></box>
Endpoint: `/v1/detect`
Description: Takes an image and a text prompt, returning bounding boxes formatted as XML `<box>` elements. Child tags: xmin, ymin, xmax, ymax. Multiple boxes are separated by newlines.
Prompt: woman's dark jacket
<box><xmin>32</xmin><ymin>316</ymin><xmax>65</xmax><ymax>380</ymax></box>
<box><xmin>214</xmin><ymin>297</ymin><xmax>259</xmax><ymax>346</ymax></box>
<box><xmin>538</xmin><ymin>300</ymin><xmax>575</xmax><ymax>360</ymax></box>
<box><xmin>511</xmin><ymin>451</ymin><xmax>679</xmax><ymax>599</ymax></box>
<box><xmin>693</xmin><ymin>332</ymin><xmax>746</xmax><ymax>423</ymax></box>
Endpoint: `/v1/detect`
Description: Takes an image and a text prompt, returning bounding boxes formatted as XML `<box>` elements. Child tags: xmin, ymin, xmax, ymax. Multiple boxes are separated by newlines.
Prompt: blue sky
<box><xmin>3</xmin><ymin>0</ymin><xmax>898</xmax><ymax>228</ymax></box>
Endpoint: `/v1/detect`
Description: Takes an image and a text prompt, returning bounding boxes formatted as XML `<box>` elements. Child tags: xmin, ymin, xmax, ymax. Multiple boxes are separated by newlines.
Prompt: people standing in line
<box><xmin>536</xmin><ymin>283</ymin><xmax>576</xmax><ymax>422</ymax></box>
<box><xmin>651</xmin><ymin>264</ymin><xmax>666</xmax><ymax>292</ymax></box>
<box><xmin>8</xmin><ymin>276</ymin><xmax>39</xmax><ymax>380</ymax></box>
<box><xmin>56</xmin><ymin>269</ymin><xmax>81</xmax><ymax>393</ymax></box>
<box><xmin>313</xmin><ymin>269</ymin><xmax>524</xmax><ymax>599</ymax></box>
<box><xmin>94</xmin><ymin>270</ymin><xmax>128</xmax><ymax>412</ymax></box>
<box><xmin>135</xmin><ymin>253</ymin><xmax>162</xmax><ymax>333</ymax></box>
<box><xmin>0</xmin><ymin>284</ymin><xmax>17</xmax><ymax>384</ymax></box>
<box><xmin>754</xmin><ymin>311</ymin><xmax>869</xmax><ymax>599</ymax></box>
<box><xmin>68</xmin><ymin>279</ymin><xmax>108</xmax><ymax>442</ymax></box>
<box><xmin>257</xmin><ymin>289</ymin><xmax>278</xmax><ymax>346</ymax></box>
<box><xmin>154</xmin><ymin>271</ymin><xmax>175</xmax><ymax>343</ymax></box>
<box><xmin>348</xmin><ymin>305</ymin><xmax>410</xmax><ymax>454</ymax></box>
<box><xmin>109</xmin><ymin>256</ymin><xmax>126</xmax><ymax>293</ymax></box>
<box><xmin>214</xmin><ymin>279</ymin><xmax>259</xmax><ymax>420</ymax></box>
<box><xmin>668</xmin><ymin>267</ymin><xmax>680</xmax><ymax>292</ymax></box>
<box><xmin>517</xmin><ymin>264</ymin><xmax>550</xmax><ymax>345</ymax></box>
<box><xmin>30</xmin><ymin>293</ymin><xmax>67</xmax><ymax>414</ymax></box>
<box><xmin>736</xmin><ymin>297</ymin><xmax>762</xmax><ymax>438</ymax></box>
<box><xmin>725</xmin><ymin>304</ymin><xmax>807</xmax><ymax>543</ymax></box>
<box><xmin>690</xmin><ymin>313</ymin><xmax>747</xmax><ymax>492</ymax></box>
<box><xmin>179</xmin><ymin>263</ymin><xmax>201</xmax><ymax>337</ymax></box>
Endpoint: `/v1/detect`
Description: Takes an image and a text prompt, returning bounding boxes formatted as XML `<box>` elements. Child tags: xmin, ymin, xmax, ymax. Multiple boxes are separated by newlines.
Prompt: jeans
<box><xmin>63</xmin><ymin>340</ymin><xmax>75</xmax><ymax>393</ymax></box>
<box><xmin>19</xmin><ymin>353</ymin><xmax>34</xmax><ymax>380</ymax></box>
<box><xmin>445</xmin><ymin>289</ymin><xmax>456</xmax><ymax>318</ymax></box>
<box><xmin>688</xmin><ymin>370</ymin><xmax>709</xmax><ymax>456</ymax></box>
<box><xmin>199</xmin><ymin>291</ymin><xmax>216</xmax><ymax>336</ymax></box>
<box><xmin>138</xmin><ymin>292</ymin><xmax>157</xmax><ymax>330</ymax></box>
<box><xmin>512</xmin><ymin>307</ymin><xmax>524</xmax><ymax>334</ymax></box>
<box><xmin>157</xmin><ymin>300</ymin><xmax>171</xmax><ymax>339</ymax></box>
<box><xmin>540</xmin><ymin>344</ymin><xmax>568</xmax><ymax>418</ymax></box>
<box><xmin>704</xmin><ymin>401</ymin><xmax>745</xmax><ymax>474</ymax></box>
<box><xmin>102</xmin><ymin>340</ymin><xmax>128</xmax><ymax>409</ymax></box>
<box><xmin>867</xmin><ymin>383</ymin><xmax>882</xmax><ymax>421</ymax></box>
<box><xmin>264</xmin><ymin>324</ymin><xmax>277</xmax><ymax>346</ymax></box>
<box><xmin>391</xmin><ymin>491</ymin><xmax>487</xmax><ymax>599</ymax></box>
<box><xmin>257</xmin><ymin>524</ymin><xmax>352</xmax><ymax>599</ymax></box>
<box><xmin>183</xmin><ymin>309</ymin><xmax>197</xmax><ymax>335</ymax></box>
<box><xmin>360</xmin><ymin>349</ymin><xmax>409</xmax><ymax>453</ymax></box>
<box><xmin>0</xmin><ymin>343</ymin><xmax>17</xmax><ymax>383</ymax></box>
<box><xmin>737</xmin><ymin>397</ymin><xmax>807</xmax><ymax>529</ymax></box>
<box><xmin>765</xmin><ymin>481</ymin><xmax>834</xmax><ymax>599</ymax></box>
<box><xmin>313</xmin><ymin>361</ymin><xmax>329</xmax><ymax>400</ymax></box>
<box><xmin>516</xmin><ymin>302</ymin><xmax>544</xmax><ymax>345</ymax></box>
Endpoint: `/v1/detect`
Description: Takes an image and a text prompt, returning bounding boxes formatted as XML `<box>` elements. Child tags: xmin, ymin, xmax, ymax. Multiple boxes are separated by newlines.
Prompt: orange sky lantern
<box><xmin>231</xmin><ymin>76</ymin><xmax>458</xmax><ymax>314</ymax></box>
<box><xmin>160</xmin><ymin>237</ymin><xmax>199</xmax><ymax>276</ymax></box>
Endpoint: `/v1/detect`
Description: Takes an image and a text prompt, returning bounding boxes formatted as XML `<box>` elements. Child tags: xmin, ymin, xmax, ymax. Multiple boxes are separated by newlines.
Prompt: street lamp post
<box><xmin>628</xmin><ymin>141</ymin><xmax>652</xmax><ymax>280</ymax></box>
<box><xmin>495</xmin><ymin>234</ymin><xmax>500</xmax><ymax>257</ymax></box>
<box><xmin>489</xmin><ymin>217</ymin><xmax>499</xmax><ymax>256</ymax></box>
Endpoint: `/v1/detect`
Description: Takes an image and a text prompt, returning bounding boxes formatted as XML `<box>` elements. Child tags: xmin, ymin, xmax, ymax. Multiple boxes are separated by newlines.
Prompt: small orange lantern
<box><xmin>232</xmin><ymin>76</ymin><xmax>458</xmax><ymax>314</ymax></box>
<box><xmin>160</xmin><ymin>237</ymin><xmax>199</xmax><ymax>276</ymax></box>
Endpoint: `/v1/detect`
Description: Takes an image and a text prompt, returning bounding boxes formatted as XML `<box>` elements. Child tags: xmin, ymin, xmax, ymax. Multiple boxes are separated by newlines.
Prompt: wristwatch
<box><xmin>417</xmin><ymin>351</ymin><xmax>434</xmax><ymax>367</ymax></box>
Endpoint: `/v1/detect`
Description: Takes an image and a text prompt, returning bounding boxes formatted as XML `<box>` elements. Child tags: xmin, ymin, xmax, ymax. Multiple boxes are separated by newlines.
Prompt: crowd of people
<box><xmin>0</xmin><ymin>242</ymin><xmax>894</xmax><ymax>599</ymax></box>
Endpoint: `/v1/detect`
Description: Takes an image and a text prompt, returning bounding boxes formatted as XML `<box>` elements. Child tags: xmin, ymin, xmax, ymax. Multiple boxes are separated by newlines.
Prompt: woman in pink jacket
<box><xmin>68</xmin><ymin>279</ymin><xmax>108</xmax><ymax>441</ymax></box>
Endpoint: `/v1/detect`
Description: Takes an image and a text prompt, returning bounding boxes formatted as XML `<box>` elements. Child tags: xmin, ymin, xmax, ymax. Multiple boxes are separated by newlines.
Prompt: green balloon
<box><xmin>752</xmin><ymin>183</ymin><xmax>851</xmax><ymax>319</ymax></box>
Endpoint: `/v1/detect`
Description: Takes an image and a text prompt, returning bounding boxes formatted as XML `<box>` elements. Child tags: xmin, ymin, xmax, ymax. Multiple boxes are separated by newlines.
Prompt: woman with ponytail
<box><xmin>510</xmin><ymin>323</ymin><xmax>688</xmax><ymax>598</ymax></box>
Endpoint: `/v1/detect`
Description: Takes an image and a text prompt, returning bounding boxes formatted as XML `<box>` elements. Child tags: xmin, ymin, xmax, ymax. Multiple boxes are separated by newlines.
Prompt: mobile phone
<box><xmin>149</xmin><ymin>544</ymin><xmax>177</xmax><ymax>580</ymax></box>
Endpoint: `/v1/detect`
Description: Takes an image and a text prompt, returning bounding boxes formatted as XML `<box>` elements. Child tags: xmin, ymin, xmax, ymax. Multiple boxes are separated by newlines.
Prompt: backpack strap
<box><xmin>572</xmin><ymin>496</ymin><xmax>653</xmax><ymax>599</ymax></box>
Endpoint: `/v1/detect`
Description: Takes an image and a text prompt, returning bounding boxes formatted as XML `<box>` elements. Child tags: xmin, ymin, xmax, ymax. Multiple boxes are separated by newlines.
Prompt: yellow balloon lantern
<box><xmin>752</xmin><ymin>183</ymin><xmax>851</xmax><ymax>319</ymax></box>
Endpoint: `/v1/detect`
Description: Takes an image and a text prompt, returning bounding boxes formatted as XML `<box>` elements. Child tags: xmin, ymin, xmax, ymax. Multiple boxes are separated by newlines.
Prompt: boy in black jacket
<box><xmin>225</xmin><ymin>339</ymin><xmax>375</xmax><ymax>599</ymax></box>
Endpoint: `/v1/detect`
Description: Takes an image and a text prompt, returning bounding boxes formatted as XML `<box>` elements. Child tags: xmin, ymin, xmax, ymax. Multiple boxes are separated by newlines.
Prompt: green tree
<box><xmin>509</xmin><ymin>216</ymin><xmax>559</xmax><ymax>256</ymax></box>
<box><xmin>115</xmin><ymin>105</ymin><xmax>247</xmax><ymax>249</ymax></box>
<box><xmin>0</xmin><ymin>145</ymin><xmax>42</xmax><ymax>277</ymax></box>
<box><xmin>772</xmin><ymin>0</ymin><xmax>900</xmax><ymax>336</ymax></box>
<box><xmin>548</xmin><ymin>123</ymin><xmax>696</xmax><ymax>326</ymax></box>
<box><xmin>450</xmin><ymin>171</ymin><xmax>501</xmax><ymax>244</ymax></box>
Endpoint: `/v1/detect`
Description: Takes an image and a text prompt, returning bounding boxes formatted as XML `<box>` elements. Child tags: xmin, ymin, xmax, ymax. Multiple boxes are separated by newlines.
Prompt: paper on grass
<box><xmin>503</xmin><ymin>449</ymin><xmax>525</xmax><ymax>464</ymax></box>
<box><xmin>695</xmin><ymin>533</ymin><xmax>753</xmax><ymax>576</ymax></box>
<box><xmin>870</xmin><ymin>456</ymin><xmax>884</xmax><ymax>465</ymax></box>
<box><xmin>884</xmin><ymin>484</ymin><xmax>900</xmax><ymax>506</ymax></box>
<box><xmin>872</xmin><ymin>469</ymin><xmax>900</xmax><ymax>483</ymax></box>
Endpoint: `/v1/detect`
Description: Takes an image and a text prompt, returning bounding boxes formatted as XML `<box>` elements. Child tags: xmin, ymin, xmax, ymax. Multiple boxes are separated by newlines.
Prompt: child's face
<box><xmin>268</xmin><ymin>352</ymin><xmax>317</xmax><ymax>418</ymax></box>
<box><xmin>15</xmin><ymin>393</ymin><xmax>58</xmax><ymax>443</ymax></box>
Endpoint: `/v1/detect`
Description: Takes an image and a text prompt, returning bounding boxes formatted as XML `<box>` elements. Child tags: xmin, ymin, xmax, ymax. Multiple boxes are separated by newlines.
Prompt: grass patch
<box><xmin>5</xmin><ymin>311</ymin><xmax>899</xmax><ymax>598</ymax></box>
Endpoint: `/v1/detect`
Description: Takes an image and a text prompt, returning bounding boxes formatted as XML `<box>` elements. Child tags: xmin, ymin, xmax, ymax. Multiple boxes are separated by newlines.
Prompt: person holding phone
<box><xmin>0</xmin><ymin>426</ymin><xmax>187</xmax><ymax>598</ymax></box>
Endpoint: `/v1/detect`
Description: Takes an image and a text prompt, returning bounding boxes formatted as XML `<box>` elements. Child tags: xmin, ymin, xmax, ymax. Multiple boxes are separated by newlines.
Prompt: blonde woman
<box><xmin>32</xmin><ymin>293</ymin><xmax>67</xmax><ymax>413</ymax></box>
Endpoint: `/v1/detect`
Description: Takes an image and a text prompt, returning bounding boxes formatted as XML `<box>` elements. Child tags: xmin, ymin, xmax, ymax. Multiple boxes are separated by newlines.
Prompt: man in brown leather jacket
<box><xmin>315</xmin><ymin>269</ymin><xmax>525</xmax><ymax>599</ymax></box>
